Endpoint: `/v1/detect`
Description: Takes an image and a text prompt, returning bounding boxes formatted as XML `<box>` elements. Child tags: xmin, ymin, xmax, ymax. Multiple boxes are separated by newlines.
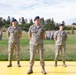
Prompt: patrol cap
<box><xmin>59</xmin><ymin>24</ymin><xmax>64</xmax><ymax>27</ymax></box>
<box><xmin>12</xmin><ymin>18</ymin><xmax>17</xmax><ymax>22</ymax></box>
<box><xmin>34</xmin><ymin>16</ymin><xmax>40</xmax><ymax>21</ymax></box>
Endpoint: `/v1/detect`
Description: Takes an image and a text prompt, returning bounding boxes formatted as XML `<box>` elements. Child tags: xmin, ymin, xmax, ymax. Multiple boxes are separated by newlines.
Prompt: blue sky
<box><xmin>0</xmin><ymin>0</ymin><xmax>76</xmax><ymax>25</ymax></box>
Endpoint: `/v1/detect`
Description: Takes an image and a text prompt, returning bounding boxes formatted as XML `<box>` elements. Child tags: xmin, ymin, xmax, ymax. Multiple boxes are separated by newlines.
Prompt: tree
<box><xmin>0</xmin><ymin>17</ymin><xmax>3</xmax><ymax>27</ymax></box>
<box><xmin>6</xmin><ymin>16</ymin><xmax>11</xmax><ymax>24</ymax></box>
<box><xmin>51</xmin><ymin>18</ymin><xmax>55</xmax><ymax>30</ymax></box>
<box><xmin>29</xmin><ymin>19</ymin><xmax>33</xmax><ymax>25</ymax></box>
<box><xmin>45</xmin><ymin>18</ymin><xmax>55</xmax><ymax>30</ymax></box>
<box><xmin>5</xmin><ymin>16</ymin><xmax>11</xmax><ymax>27</ymax></box>
<box><xmin>54</xmin><ymin>23</ymin><xmax>59</xmax><ymax>30</ymax></box>
<box><xmin>21</xmin><ymin>17</ymin><xmax>26</xmax><ymax>24</ymax></box>
<box><xmin>45</xmin><ymin>19</ymin><xmax>51</xmax><ymax>30</ymax></box>
<box><xmin>72</xmin><ymin>23</ymin><xmax>76</xmax><ymax>25</ymax></box>
<box><xmin>40</xmin><ymin>18</ymin><xmax>45</xmax><ymax>25</ymax></box>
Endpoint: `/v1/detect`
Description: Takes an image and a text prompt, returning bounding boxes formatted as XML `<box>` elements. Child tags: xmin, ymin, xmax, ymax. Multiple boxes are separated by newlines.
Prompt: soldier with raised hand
<box><xmin>54</xmin><ymin>24</ymin><xmax>67</xmax><ymax>67</ymax></box>
<box><xmin>27</xmin><ymin>16</ymin><xmax>46</xmax><ymax>74</ymax></box>
<box><xmin>7</xmin><ymin>18</ymin><xmax>22</xmax><ymax>67</ymax></box>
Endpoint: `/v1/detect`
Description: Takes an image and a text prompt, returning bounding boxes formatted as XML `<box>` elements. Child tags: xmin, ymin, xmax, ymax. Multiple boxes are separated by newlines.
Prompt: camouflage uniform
<box><xmin>28</xmin><ymin>24</ymin><xmax>45</xmax><ymax>66</ymax></box>
<box><xmin>7</xmin><ymin>26</ymin><xmax>22</xmax><ymax>61</ymax></box>
<box><xmin>54</xmin><ymin>30</ymin><xmax>67</xmax><ymax>61</ymax></box>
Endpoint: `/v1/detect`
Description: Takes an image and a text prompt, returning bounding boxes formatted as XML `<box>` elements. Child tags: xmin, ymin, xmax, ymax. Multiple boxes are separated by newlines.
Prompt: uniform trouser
<box><xmin>8</xmin><ymin>43</ymin><xmax>20</xmax><ymax>61</ymax></box>
<box><xmin>29</xmin><ymin>44</ymin><xmax>45</xmax><ymax>66</ymax></box>
<box><xmin>55</xmin><ymin>44</ymin><xmax>66</xmax><ymax>61</ymax></box>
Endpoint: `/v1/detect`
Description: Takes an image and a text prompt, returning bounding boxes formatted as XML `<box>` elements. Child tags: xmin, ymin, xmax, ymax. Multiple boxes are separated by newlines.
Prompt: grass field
<box><xmin>0</xmin><ymin>32</ymin><xmax>76</xmax><ymax>61</ymax></box>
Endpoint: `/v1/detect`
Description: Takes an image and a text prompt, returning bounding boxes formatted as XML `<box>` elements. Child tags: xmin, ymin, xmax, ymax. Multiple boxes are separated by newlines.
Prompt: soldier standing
<box><xmin>0</xmin><ymin>29</ymin><xmax>2</xmax><ymax>40</ymax></box>
<box><xmin>7</xmin><ymin>18</ymin><xmax>22</xmax><ymax>67</ymax></box>
<box><xmin>54</xmin><ymin>24</ymin><xmax>67</xmax><ymax>67</ymax></box>
<box><xmin>27</xmin><ymin>16</ymin><xmax>46</xmax><ymax>74</ymax></box>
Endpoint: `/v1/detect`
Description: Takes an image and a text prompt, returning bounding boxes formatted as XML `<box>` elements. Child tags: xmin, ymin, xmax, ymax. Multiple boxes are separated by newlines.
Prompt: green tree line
<box><xmin>0</xmin><ymin>16</ymin><xmax>76</xmax><ymax>31</ymax></box>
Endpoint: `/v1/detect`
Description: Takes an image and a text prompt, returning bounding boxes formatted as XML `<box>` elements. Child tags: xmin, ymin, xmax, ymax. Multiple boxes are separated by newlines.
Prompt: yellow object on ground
<box><xmin>0</xmin><ymin>61</ymin><xmax>76</xmax><ymax>75</ymax></box>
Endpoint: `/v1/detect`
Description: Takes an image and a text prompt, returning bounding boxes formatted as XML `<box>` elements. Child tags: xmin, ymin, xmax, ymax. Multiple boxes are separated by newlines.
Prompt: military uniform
<box><xmin>27</xmin><ymin>16</ymin><xmax>46</xmax><ymax>74</ymax></box>
<box><xmin>54</xmin><ymin>30</ymin><xmax>67</xmax><ymax>66</ymax></box>
<box><xmin>28</xmin><ymin>24</ymin><xmax>45</xmax><ymax>66</ymax></box>
<box><xmin>7</xmin><ymin>26</ymin><xmax>22</xmax><ymax>61</ymax></box>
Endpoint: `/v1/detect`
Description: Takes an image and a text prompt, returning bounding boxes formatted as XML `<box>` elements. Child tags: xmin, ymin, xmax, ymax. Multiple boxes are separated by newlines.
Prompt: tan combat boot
<box><xmin>7</xmin><ymin>61</ymin><xmax>12</xmax><ymax>67</ymax></box>
<box><xmin>17</xmin><ymin>61</ymin><xmax>21</xmax><ymax>67</ymax></box>
<box><xmin>63</xmin><ymin>61</ymin><xmax>67</xmax><ymax>67</ymax></box>
<box><xmin>54</xmin><ymin>61</ymin><xmax>57</xmax><ymax>67</ymax></box>
<box><xmin>27</xmin><ymin>66</ymin><xmax>33</xmax><ymax>74</ymax></box>
<box><xmin>41</xmin><ymin>66</ymin><xmax>46</xmax><ymax>74</ymax></box>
